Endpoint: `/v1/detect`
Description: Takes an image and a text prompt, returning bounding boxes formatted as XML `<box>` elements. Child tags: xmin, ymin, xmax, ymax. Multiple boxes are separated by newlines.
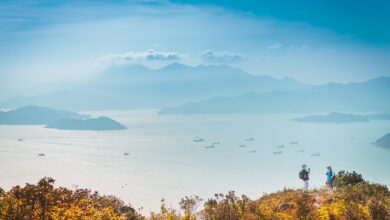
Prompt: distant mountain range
<box><xmin>0</xmin><ymin>63</ymin><xmax>305</xmax><ymax>111</ymax></box>
<box><xmin>159</xmin><ymin>77</ymin><xmax>390</xmax><ymax>114</ymax></box>
<box><xmin>2</xmin><ymin>64</ymin><xmax>389</xmax><ymax>114</ymax></box>
<box><xmin>0</xmin><ymin>105</ymin><xmax>126</xmax><ymax>131</ymax></box>
<box><xmin>293</xmin><ymin>112</ymin><xmax>390</xmax><ymax>123</ymax></box>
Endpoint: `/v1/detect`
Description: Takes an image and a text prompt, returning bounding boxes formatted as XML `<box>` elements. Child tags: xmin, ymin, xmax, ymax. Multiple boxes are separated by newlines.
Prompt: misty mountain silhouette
<box><xmin>159</xmin><ymin>76</ymin><xmax>390</xmax><ymax>114</ymax></box>
<box><xmin>0</xmin><ymin>63</ymin><xmax>305</xmax><ymax>111</ymax></box>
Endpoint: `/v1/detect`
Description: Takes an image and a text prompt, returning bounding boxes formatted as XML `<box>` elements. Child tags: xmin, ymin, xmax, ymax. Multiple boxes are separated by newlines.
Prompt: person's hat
<box><xmin>302</xmin><ymin>164</ymin><xmax>307</xmax><ymax>169</ymax></box>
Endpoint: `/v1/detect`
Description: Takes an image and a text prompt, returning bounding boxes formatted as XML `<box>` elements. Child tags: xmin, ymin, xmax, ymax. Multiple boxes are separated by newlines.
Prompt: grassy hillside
<box><xmin>0</xmin><ymin>171</ymin><xmax>389</xmax><ymax>220</ymax></box>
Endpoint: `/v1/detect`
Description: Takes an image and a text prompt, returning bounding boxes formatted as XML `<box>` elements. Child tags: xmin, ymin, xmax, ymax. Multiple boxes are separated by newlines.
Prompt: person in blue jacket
<box><xmin>326</xmin><ymin>166</ymin><xmax>335</xmax><ymax>189</ymax></box>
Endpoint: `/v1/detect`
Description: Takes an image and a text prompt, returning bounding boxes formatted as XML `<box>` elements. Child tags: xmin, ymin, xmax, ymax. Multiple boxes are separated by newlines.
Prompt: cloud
<box><xmin>266</xmin><ymin>42</ymin><xmax>283</xmax><ymax>50</ymax></box>
<box><xmin>99</xmin><ymin>49</ymin><xmax>185</xmax><ymax>66</ymax></box>
<box><xmin>200</xmin><ymin>50</ymin><xmax>248</xmax><ymax>63</ymax></box>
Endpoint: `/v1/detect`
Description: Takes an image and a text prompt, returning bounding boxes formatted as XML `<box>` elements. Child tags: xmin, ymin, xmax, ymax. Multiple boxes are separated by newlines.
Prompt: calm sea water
<box><xmin>1</xmin><ymin>109</ymin><xmax>389</xmax><ymax>213</ymax></box>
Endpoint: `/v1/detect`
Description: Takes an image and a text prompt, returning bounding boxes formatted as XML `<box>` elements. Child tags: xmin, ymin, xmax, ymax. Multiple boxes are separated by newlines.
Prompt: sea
<box><xmin>1</xmin><ymin>109</ymin><xmax>389</xmax><ymax>213</ymax></box>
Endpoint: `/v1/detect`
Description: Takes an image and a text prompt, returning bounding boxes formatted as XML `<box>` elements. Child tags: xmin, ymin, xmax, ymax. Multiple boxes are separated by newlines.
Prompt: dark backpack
<box><xmin>299</xmin><ymin>171</ymin><xmax>304</xmax><ymax>180</ymax></box>
<box><xmin>299</xmin><ymin>170</ymin><xmax>308</xmax><ymax>180</ymax></box>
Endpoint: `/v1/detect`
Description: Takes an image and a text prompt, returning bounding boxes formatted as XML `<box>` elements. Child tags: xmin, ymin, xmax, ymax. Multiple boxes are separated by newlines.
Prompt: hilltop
<box><xmin>0</xmin><ymin>171</ymin><xmax>388</xmax><ymax>220</ymax></box>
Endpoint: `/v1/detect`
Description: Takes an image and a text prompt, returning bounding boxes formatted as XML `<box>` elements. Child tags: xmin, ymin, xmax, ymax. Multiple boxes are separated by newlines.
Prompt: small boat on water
<box><xmin>238</xmin><ymin>144</ymin><xmax>246</xmax><ymax>148</ymax></box>
<box><xmin>38</xmin><ymin>153</ymin><xmax>45</xmax><ymax>156</ymax></box>
<box><xmin>273</xmin><ymin>151</ymin><xmax>282</xmax><ymax>155</ymax></box>
<box><xmin>18</xmin><ymin>139</ymin><xmax>23</xmax><ymax>142</ymax></box>
<box><xmin>205</xmin><ymin>145</ymin><xmax>215</xmax><ymax>149</ymax></box>
<box><xmin>297</xmin><ymin>149</ymin><xmax>305</xmax><ymax>153</ymax></box>
<box><xmin>310</xmin><ymin>153</ymin><xmax>320</xmax><ymax>157</ymax></box>
<box><xmin>290</xmin><ymin>141</ymin><xmax>298</xmax><ymax>145</ymax></box>
<box><xmin>276</xmin><ymin>145</ymin><xmax>285</xmax><ymax>149</ymax></box>
<box><xmin>124</xmin><ymin>152</ymin><xmax>130</xmax><ymax>156</ymax></box>
<box><xmin>194</xmin><ymin>137</ymin><xmax>204</xmax><ymax>142</ymax></box>
<box><xmin>245</xmin><ymin>137</ymin><xmax>254</xmax><ymax>141</ymax></box>
<box><xmin>212</xmin><ymin>142</ymin><xmax>220</xmax><ymax>145</ymax></box>
<box><xmin>248</xmin><ymin>150</ymin><xmax>256</xmax><ymax>153</ymax></box>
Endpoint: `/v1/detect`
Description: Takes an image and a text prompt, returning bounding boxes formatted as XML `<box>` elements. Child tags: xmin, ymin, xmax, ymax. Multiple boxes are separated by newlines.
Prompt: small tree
<box><xmin>179</xmin><ymin>195</ymin><xmax>202</xmax><ymax>216</ymax></box>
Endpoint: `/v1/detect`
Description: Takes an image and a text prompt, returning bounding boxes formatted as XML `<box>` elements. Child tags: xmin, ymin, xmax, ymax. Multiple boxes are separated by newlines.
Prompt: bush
<box><xmin>334</xmin><ymin>170</ymin><xmax>365</xmax><ymax>187</ymax></box>
<box><xmin>295</xmin><ymin>192</ymin><xmax>316</xmax><ymax>220</ymax></box>
<box><xmin>368</xmin><ymin>199</ymin><xmax>390</xmax><ymax>220</ymax></box>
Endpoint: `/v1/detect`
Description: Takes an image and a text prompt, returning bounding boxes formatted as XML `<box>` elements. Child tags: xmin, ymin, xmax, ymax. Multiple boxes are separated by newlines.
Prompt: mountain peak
<box><xmin>160</xmin><ymin>62</ymin><xmax>191</xmax><ymax>71</ymax></box>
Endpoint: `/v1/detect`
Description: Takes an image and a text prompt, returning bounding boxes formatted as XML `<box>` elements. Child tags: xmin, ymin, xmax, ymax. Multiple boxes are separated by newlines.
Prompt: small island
<box><xmin>45</xmin><ymin>116</ymin><xmax>127</xmax><ymax>131</ymax></box>
<box><xmin>373</xmin><ymin>132</ymin><xmax>390</xmax><ymax>149</ymax></box>
<box><xmin>0</xmin><ymin>105</ymin><xmax>126</xmax><ymax>131</ymax></box>
<box><xmin>293</xmin><ymin>112</ymin><xmax>390</xmax><ymax>123</ymax></box>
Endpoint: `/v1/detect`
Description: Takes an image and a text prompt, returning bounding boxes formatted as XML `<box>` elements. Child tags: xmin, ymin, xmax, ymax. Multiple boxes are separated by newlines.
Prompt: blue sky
<box><xmin>0</xmin><ymin>0</ymin><xmax>389</xmax><ymax>99</ymax></box>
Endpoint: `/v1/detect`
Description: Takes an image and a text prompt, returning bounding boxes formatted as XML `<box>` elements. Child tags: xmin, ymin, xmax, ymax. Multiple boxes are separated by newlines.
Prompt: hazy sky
<box><xmin>0</xmin><ymin>0</ymin><xmax>389</xmax><ymax>99</ymax></box>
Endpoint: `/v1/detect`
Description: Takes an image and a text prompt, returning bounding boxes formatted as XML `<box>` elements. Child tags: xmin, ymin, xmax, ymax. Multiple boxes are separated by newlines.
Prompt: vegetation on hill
<box><xmin>0</xmin><ymin>171</ymin><xmax>389</xmax><ymax>220</ymax></box>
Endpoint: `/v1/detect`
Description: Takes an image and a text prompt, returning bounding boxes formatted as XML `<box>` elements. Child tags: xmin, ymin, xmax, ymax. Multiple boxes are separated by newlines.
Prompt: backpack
<box><xmin>299</xmin><ymin>171</ymin><xmax>304</xmax><ymax>180</ymax></box>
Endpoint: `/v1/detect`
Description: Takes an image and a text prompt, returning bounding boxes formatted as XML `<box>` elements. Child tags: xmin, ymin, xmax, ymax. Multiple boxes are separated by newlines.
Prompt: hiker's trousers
<box><xmin>303</xmin><ymin>180</ymin><xmax>309</xmax><ymax>190</ymax></box>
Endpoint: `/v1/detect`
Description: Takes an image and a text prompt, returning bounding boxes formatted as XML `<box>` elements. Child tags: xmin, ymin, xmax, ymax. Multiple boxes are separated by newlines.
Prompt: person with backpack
<box><xmin>299</xmin><ymin>164</ymin><xmax>310</xmax><ymax>190</ymax></box>
<box><xmin>326</xmin><ymin>166</ymin><xmax>335</xmax><ymax>189</ymax></box>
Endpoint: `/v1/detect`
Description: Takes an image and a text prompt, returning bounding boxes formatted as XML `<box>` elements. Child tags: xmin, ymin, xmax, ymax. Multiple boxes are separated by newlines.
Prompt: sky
<box><xmin>0</xmin><ymin>0</ymin><xmax>389</xmax><ymax>100</ymax></box>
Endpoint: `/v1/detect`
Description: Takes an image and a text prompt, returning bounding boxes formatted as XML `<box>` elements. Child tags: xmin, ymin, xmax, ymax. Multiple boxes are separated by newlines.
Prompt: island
<box><xmin>293</xmin><ymin>112</ymin><xmax>390</xmax><ymax>123</ymax></box>
<box><xmin>373</xmin><ymin>132</ymin><xmax>390</xmax><ymax>149</ymax></box>
<box><xmin>45</xmin><ymin>116</ymin><xmax>127</xmax><ymax>131</ymax></box>
<box><xmin>0</xmin><ymin>105</ymin><xmax>126</xmax><ymax>131</ymax></box>
<box><xmin>0</xmin><ymin>105</ymin><xmax>88</xmax><ymax>125</ymax></box>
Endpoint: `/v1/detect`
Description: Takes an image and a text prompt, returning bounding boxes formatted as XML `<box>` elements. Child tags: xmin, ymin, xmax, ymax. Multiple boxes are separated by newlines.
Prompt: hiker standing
<box><xmin>326</xmin><ymin>166</ymin><xmax>335</xmax><ymax>189</ymax></box>
<box><xmin>299</xmin><ymin>165</ymin><xmax>310</xmax><ymax>190</ymax></box>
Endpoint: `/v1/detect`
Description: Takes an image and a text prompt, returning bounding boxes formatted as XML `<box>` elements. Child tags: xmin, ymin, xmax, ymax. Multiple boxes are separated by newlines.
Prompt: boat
<box><xmin>212</xmin><ymin>142</ymin><xmax>220</xmax><ymax>145</ymax></box>
<box><xmin>18</xmin><ymin>139</ymin><xmax>23</xmax><ymax>142</ymax></box>
<box><xmin>290</xmin><ymin>141</ymin><xmax>298</xmax><ymax>145</ymax></box>
<box><xmin>205</xmin><ymin>145</ymin><xmax>214</xmax><ymax>149</ymax></box>
<box><xmin>276</xmin><ymin>145</ymin><xmax>285</xmax><ymax>149</ymax></box>
<box><xmin>193</xmin><ymin>137</ymin><xmax>204</xmax><ymax>142</ymax></box>
<box><xmin>248</xmin><ymin>150</ymin><xmax>256</xmax><ymax>153</ymax></box>
<box><xmin>38</xmin><ymin>153</ymin><xmax>45</xmax><ymax>156</ymax></box>
<box><xmin>297</xmin><ymin>149</ymin><xmax>305</xmax><ymax>153</ymax></box>
<box><xmin>238</xmin><ymin>144</ymin><xmax>246</xmax><ymax>148</ymax></box>
<box><xmin>273</xmin><ymin>151</ymin><xmax>282</xmax><ymax>155</ymax></box>
<box><xmin>124</xmin><ymin>152</ymin><xmax>130</xmax><ymax>156</ymax></box>
<box><xmin>245</xmin><ymin>137</ymin><xmax>254</xmax><ymax>141</ymax></box>
<box><xmin>310</xmin><ymin>153</ymin><xmax>320</xmax><ymax>157</ymax></box>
